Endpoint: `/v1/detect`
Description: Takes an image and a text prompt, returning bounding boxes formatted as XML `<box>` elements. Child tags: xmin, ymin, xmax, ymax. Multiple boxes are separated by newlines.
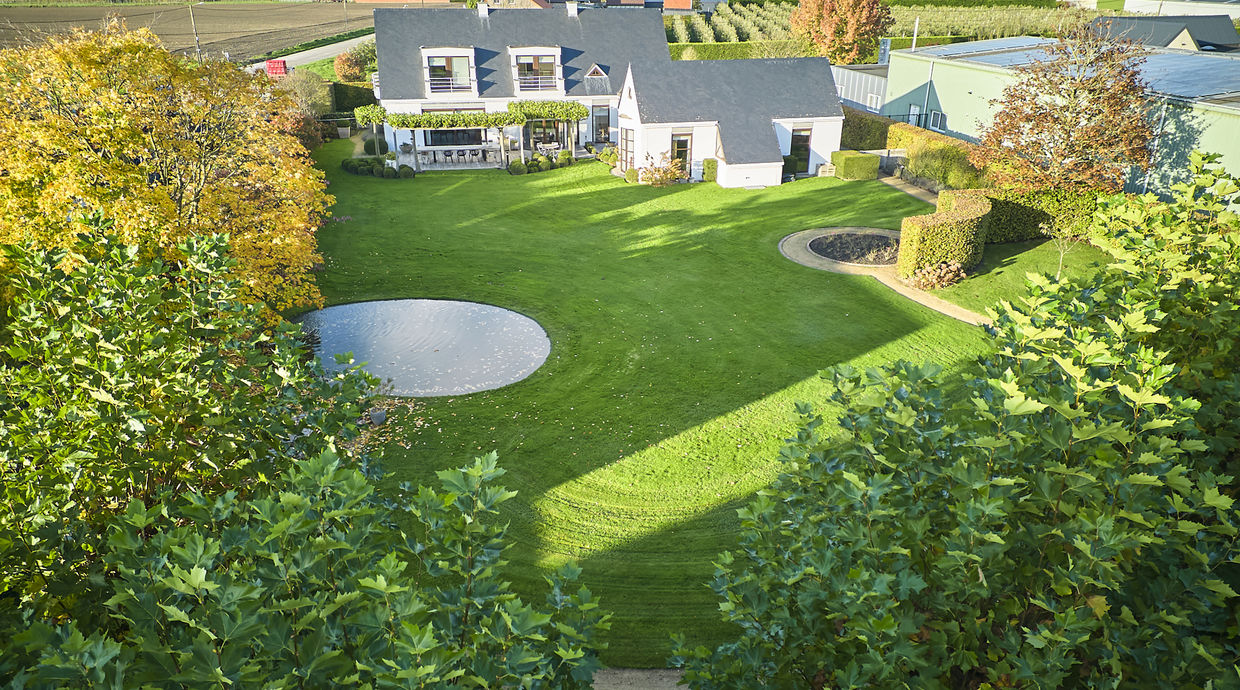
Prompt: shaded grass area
<box><xmin>936</xmin><ymin>239</ymin><xmax>1111</xmax><ymax>315</ymax></box>
<box><xmin>310</xmin><ymin>140</ymin><xmax>991</xmax><ymax>666</ymax></box>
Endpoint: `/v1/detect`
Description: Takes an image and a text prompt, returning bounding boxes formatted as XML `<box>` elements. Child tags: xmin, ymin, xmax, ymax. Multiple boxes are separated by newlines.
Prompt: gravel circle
<box><xmin>809</xmin><ymin>233</ymin><xmax>900</xmax><ymax>266</ymax></box>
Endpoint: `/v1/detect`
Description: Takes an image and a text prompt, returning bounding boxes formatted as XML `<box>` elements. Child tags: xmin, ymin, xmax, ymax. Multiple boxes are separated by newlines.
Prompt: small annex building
<box><xmin>370</xmin><ymin>2</ymin><xmax>843</xmax><ymax>187</ymax></box>
<box><xmin>619</xmin><ymin>59</ymin><xmax>844</xmax><ymax>187</ymax></box>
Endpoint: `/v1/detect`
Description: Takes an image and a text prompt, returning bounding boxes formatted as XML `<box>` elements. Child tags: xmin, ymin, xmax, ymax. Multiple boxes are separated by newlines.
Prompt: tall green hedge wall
<box><xmin>841</xmin><ymin>106</ymin><xmax>892</xmax><ymax>150</ymax></box>
<box><xmin>897</xmin><ymin>189</ymin><xmax>990</xmax><ymax>278</ymax></box>
<box><xmin>984</xmin><ymin>189</ymin><xmax>1099</xmax><ymax>242</ymax></box>
<box><xmin>332</xmin><ymin>82</ymin><xmax>376</xmax><ymax>112</ymax></box>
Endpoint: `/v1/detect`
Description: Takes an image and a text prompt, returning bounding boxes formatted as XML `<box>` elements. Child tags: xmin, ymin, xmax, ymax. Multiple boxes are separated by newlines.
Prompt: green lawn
<box><xmin>299</xmin><ymin>56</ymin><xmax>337</xmax><ymax>82</ymax></box>
<box><xmin>936</xmin><ymin>239</ymin><xmax>1111</xmax><ymax>315</ymax></box>
<box><xmin>310</xmin><ymin>140</ymin><xmax>991</xmax><ymax>666</ymax></box>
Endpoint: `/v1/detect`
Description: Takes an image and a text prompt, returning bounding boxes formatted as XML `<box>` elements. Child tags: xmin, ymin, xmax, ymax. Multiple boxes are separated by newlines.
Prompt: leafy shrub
<box><xmin>341</xmin><ymin>157</ymin><xmax>356</xmax><ymax>172</ymax></box>
<box><xmin>672</xmin><ymin>155</ymin><xmax>1240</xmax><ymax>689</ymax></box>
<box><xmin>397</xmin><ymin>164</ymin><xmax>415</xmax><ymax>179</ymax></box>
<box><xmin>830</xmin><ymin>150</ymin><xmax>880</xmax><ymax>180</ymax></box>
<box><xmin>333</xmin><ymin>50</ymin><xmax>365</xmax><ymax>81</ymax></box>
<box><xmin>557</xmin><ymin>150</ymin><xmax>574</xmax><ymax>166</ymax></box>
<box><xmin>598</xmin><ymin>146</ymin><xmax>619</xmax><ymax>167</ymax></box>
<box><xmin>508</xmin><ymin>160</ymin><xmax>528</xmax><ymax>175</ymax></box>
<box><xmin>362</xmin><ymin>137</ymin><xmax>388</xmax><ymax>155</ymax></box>
<box><xmin>585</xmin><ymin>143</ymin><xmax>596</xmax><ymax>154</ymax></box>
<box><xmin>0</xmin><ymin>227</ymin><xmax>375</xmax><ymax>621</ymax></box>
<box><xmin>782</xmin><ymin>154</ymin><xmax>799</xmax><ymax>177</ymax></box>
<box><xmin>381</xmin><ymin>166</ymin><xmax>397</xmax><ymax>179</ymax></box>
<box><xmin>3</xmin><ymin>451</ymin><xmax>611</xmax><ymax>686</ymax></box>
<box><xmin>906</xmin><ymin>137</ymin><xmax>987</xmax><ymax>190</ymax></box>
<box><xmin>538</xmin><ymin>159</ymin><xmax>553</xmax><ymax>172</ymax></box>
<box><xmin>841</xmin><ymin>105</ymin><xmax>891</xmax><ymax>150</ymax></box>
<box><xmin>896</xmin><ymin>189</ymin><xmax>989</xmax><ymax>277</ymax></box>
<box><xmin>624</xmin><ymin>167</ymin><xmax>639</xmax><ymax>184</ymax></box>
<box><xmin>907</xmin><ymin>260</ymin><xmax>967</xmax><ymax>289</ymax></box>
<box><xmin>638</xmin><ymin>153</ymin><xmax>686</xmax><ymax>187</ymax></box>
<box><xmin>702</xmin><ymin>158</ymin><xmax>718</xmax><ymax>183</ymax></box>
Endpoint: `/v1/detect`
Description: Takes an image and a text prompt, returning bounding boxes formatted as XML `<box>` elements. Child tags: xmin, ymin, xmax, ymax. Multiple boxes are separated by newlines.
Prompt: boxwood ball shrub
<box><xmin>382</xmin><ymin>166</ymin><xmax>397</xmax><ymax>179</ymax></box>
<box><xmin>830</xmin><ymin>150</ymin><xmax>880</xmax><ymax>180</ymax></box>
<box><xmin>624</xmin><ymin>167</ymin><xmax>639</xmax><ymax>184</ymax></box>
<box><xmin>896</xmin><ymin>189</ymin><xmax>989</xmax><ymax>277</ymax></box>
<box><xmin>507</xmin><ymin>160</ymin><xmax>528</xmax><ymax>175</ymax></box>
<box><xmin>397</xmin><ymin>165</ymin><xmax>415</xmax><ymax>179</ymax></box>
<box><xmin>538</xmin><ymin>159</ymin><xmax>553</xmax><ymax>172</ymax></box>
<box><xmin>702</xmin><ymin>158</ymin><xmax>718</xmax><ymax>183</ymax></box>
<box><xmin>557</xmin><ymin>150</ymin><xmax>574</xmax><ymax>166</ymax></box>
<box><xmin>362</xmin><ymin>137</ymin><xmax>389</xmax><ymax>156</ymax></box>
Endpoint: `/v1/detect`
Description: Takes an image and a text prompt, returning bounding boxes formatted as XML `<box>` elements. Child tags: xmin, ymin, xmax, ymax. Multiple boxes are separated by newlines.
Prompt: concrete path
<box><xmin>877</xmin><ymin>174</ymin><xmax>939</xmax><ymax>205</ymax></box>
<box><xmin>780</xmin><ymin>228</ymin><xmax>990</xmax><ymax>327</ymax></box>
<box><xmin>593</xmin><ymin>668</ymin><xmax>683</xmax><ymax>690</ymax></box>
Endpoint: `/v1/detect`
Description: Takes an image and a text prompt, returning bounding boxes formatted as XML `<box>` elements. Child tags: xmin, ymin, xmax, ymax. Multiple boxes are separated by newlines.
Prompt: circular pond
<box><xmin>297</xmin><ymin>299</ymin><xmax>551</xmax><ymax>397</ymax></box>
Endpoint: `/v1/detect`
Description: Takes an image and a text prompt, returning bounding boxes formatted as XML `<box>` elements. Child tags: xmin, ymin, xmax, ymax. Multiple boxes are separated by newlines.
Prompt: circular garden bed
<box><xmin>809</xmin><ymin>232</ymin><xmax>900</xmax><ymax>266</ymax></box>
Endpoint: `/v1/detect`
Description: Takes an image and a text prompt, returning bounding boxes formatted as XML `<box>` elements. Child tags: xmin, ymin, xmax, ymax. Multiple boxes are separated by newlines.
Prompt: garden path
<box><xmin>780</xmin><ymin>228</ymin><xmax>990</xmax><ymax>327</ymax></box>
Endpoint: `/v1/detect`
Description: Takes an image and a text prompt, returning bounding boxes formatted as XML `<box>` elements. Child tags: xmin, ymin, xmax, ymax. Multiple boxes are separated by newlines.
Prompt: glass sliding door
<box><xmin>788</xmin><ymin>128</ymin><xmax>811</xmax><ymax>175</ymax></box>
<box><xmin>592</xmin><ymin>105</ymin><xmax>610</xmax><ymax>143</ymax></box>
<box><xmin>671</xmin><ymin>133</ymin><xmax>691</xmax><ymax>177</ymax></box>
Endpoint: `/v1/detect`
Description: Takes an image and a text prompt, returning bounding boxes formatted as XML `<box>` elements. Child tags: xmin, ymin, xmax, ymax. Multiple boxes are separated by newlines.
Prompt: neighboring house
<box><xmin>372</xmin><ymin>2</ymin><xmax>843</xmax><ymax>187</ymax></box>
<box><xmin>1089</xmin><ymin>14</ymin><xmax>1240</xmax><ymax>51</ymax></box>
<box><xmin>1101</xmin><ymin>0</ymin><xmax>1240</xmax><ymax>21</ymax></box>
<box><xmin>832</xmin><ymin>64</ymin><xmax>888</xmax><ymax>113</ymax></box>
<box><xmin>662</xmin><ymin>0</ymin><xmax>697</xmax><ymax>13</ymax></box>
<box><xmin>880</xmin><ymin>36</ymin><xmax>1240</xmax><ymax>193</ymax></box>
<box><xmin>619</xmin><ymin>59</ymin><xmax>843</xmax><ymax>186</ymax></box>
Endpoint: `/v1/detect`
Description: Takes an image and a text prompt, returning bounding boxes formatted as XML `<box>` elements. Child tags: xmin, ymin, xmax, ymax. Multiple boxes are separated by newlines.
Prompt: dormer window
<box><xmin>516</xmin><ymin>55</ymin><xmax>557</xmax><ymax>91</ymax></box>
<box><xmin>428</xmin><ymin>55</ymin><xmax>471</xmax><ymax>93</ymax></box>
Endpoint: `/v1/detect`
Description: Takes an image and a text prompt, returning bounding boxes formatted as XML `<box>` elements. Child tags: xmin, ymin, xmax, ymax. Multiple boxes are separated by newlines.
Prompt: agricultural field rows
<box><xmin>666</xmin><ymin>1</ymin><xmax>1102</xmax><ymax>43</ymax></box>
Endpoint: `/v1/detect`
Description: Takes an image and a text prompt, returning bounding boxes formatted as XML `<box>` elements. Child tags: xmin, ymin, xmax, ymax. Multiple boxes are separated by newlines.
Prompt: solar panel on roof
<box><xmin>964</xmin><ymin>46</ymin><xmax>1054</xmax><ymax>68</ymax></box>
<box><xmin>1140</xmin><ymin>52</ymin><xmax>1240</xmax><ymax>98</ymax></box>
<box><xmin>914</xmin><ymin>36</ymin><xmax>1056</xmax><ymax>59</ymax></box>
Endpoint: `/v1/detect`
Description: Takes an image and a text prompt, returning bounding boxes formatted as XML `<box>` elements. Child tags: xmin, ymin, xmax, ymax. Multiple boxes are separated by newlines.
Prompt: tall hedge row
<box><xmin>896</xmin><ymin>189</ymin><xmax>990</xmax><ymax>278</ymax></box>
<box><xmin>887</xmin><ymin>122</ymin><xmax>989</xmax><ymax>190</ymax></box>
<box><xmin>985</xmin><ymin>188</ymin><xmax>1098</xmax><ymax>241</ymax></box>
<box><xmin>840</xmin><ymin>106</ymin><xmax>892</xmax><ymax>150</ymax></box>
<box><xmin>331</xmin><ymin>82</ymin><xmax>376</xmax><ymax>112</ymax></box>
<box><xmin>667</xmin><ymin>36</ymin><xmax>970</xmax><ymax>62</ymax></box>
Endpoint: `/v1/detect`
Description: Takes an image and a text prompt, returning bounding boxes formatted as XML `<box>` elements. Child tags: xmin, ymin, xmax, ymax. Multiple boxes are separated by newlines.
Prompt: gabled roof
<box><xmin>1089</xmin><ymin>15</ymin><xmax>1240</xmax><ymax>51</ymax></box>
<box><xmin>630</xmin><ymin>58</ymin><xmax>843</xmax><ymax>164</ymax></box>
<box><xmin>373</xmin><ymin>7</ymin><xmax>670</xmax><ymax>100</ymax></box>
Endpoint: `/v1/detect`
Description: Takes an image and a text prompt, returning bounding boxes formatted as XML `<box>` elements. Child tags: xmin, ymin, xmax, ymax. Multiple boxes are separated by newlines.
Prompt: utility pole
<box><xmin>343</xmin><ymin>0</ymin><xmax>349</xmax><ymax>33</ymax></box>
<box><xmin>188</xmin><ymin>2</ymin><xmax>202</xmax><ymax>61</ymax></box>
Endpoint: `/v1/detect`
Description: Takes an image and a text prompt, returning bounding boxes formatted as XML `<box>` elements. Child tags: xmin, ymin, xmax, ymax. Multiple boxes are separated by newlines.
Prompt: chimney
<box><xmin>477</xmin><ymin>1</ymin><xmax>489</xmax><ymax>18</ymax></box>
<box><xmin>567</xmin><ymin>1</ymin><xmax>578</xmax><ymax>17</ymax></box>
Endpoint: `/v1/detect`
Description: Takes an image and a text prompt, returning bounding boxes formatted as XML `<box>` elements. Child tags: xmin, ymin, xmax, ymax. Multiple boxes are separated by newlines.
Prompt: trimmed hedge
<box><xmin>702</xmin><ymin>158</ymin><xmax>717</xmax><ymax>183</ymax></box>
<box><xmin>897</xmin><ymin>189</ymin><xmax>990</xmax><ymax>278</ymax></box>
<box><xmin>831</xmin><ymin>150</ymin><xmax>880</xmax><ymax>180</ymax></box>
<box><xmin>667</xmin><ymin>36</ymin><xmax>970</xmax><ymax>63</ymax></box>
<box><xmin>888</xmin><ymin>122</ymin><xmax>987</xmax><ymax>190</ymax></box>
<box><xmin>841</xmin><ymin>106</ymin><xmax>892</xmax><ymax>150</ymax></box>
<box><xmin>332</xmin><ymin>82</ymin><xmax>376</xmax><ymax>112</ymax></box>
<box><xmin>984</xmin><ymin>189</ymin><xmax>1098</xmax><ymax>242</ymax></box>
<box><xmin>508</xmin><ymin>160</ymin><xmax>528</xmax><ymax>175</ymax></box>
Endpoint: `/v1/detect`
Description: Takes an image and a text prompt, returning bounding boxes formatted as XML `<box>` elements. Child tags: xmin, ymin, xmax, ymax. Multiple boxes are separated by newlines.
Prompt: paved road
<box><xmin>251</xmin><ymin>33</ymin><xmax>373</xmax><ymax>72</ymax></box>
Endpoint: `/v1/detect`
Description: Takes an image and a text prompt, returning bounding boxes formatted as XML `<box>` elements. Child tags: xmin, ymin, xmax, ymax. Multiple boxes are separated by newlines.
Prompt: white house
<box><xmin>371</xmin><ymin>2</ymin><xmax>843</xmax><ymax>187</ymax></box>
<box><xmin>618</xmin><ymin>59</ymin><xmax>844</xmax><ymax>187</ymax></box>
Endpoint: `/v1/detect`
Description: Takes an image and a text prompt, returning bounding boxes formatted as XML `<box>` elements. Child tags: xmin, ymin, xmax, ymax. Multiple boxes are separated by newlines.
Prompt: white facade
<box><xmin>616</xmin><ymin>68</ymin><xmax>844</xmax><ymax>188</ymax></box>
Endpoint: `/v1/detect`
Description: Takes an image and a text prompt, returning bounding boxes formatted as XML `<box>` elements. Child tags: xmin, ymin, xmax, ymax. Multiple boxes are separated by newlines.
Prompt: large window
<box><xmin>619</xmin><ymin>127</ymin><xmax>634</xmax><ymax>171</ymax></box>
<box><xmin>427</xmin><ymin>129</ymin><xmax>482</xmax><ymax>146</ymax></box>
<box><xmin>787</xmin><ymin>128</ymin><xmax>812</xmax><ymax>175</ymax></box>
<box><xmin>671</xmin><ymin>133</ymin><xmax>691</xmax><ymax>174</ymax></box>
<box><xmin>516</xmin><ymin>55</ymin><xmax>557</xmax><ymax>91</ymax></box>
<box><xmin>427</xmin><ymin>56</ymin><xmax>470</xmax><ymax>93</ymax></box>
<box><xmin>592</xmin><ymin>105</ymin><xmax>610</xmax><ymax>143</ymax></box>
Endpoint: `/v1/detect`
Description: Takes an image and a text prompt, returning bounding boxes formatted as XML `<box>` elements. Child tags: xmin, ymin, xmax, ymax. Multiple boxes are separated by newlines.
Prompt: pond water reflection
<box><xmin>297</xmin><ymin>299</ymin><xmax>551</xmax><ymax>397</ymax></box>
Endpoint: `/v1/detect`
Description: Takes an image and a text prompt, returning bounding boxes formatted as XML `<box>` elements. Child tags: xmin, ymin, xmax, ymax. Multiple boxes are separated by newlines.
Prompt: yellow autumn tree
<box><xmin>0</xmin><ymin>20</ymin><xmax>333</xmax><ymax>311</ymax></box>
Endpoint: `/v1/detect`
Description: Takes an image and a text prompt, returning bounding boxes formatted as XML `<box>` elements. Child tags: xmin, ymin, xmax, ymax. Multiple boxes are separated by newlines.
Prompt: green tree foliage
<box><xmin>0</xmin><ymin>225</ymin><xmax>609</xmax><ymax>686</ymax></box>
<box><xmin>672</xmin><ymin>153</ymin><xmax>1240</xmax><ymax>688</ymax></box>
<box><xmin>2</xmin><ymin>452</ymin><xmax>609</xmax><ymax>688</ymax></box>
<box><xmin>0</xmin><ymin>226</ymin><xmax>371</xmax><ymax>617</ymax></box>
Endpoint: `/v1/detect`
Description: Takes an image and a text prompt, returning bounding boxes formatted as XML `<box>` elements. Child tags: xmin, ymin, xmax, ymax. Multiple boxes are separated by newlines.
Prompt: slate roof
<box><xmin>630</xmin><ymin>58</ymin><xmax>843</xmax><ymax>164</ymax></box>
<box><xmin>373</xmin><ymin>7</ymin><xmax>671</xmax><ymax>101</ymax></box>
<box><xmin>1088</xmin><ymin>15</ymin><xmax>1240</xmax><ymax>50</ymax></box>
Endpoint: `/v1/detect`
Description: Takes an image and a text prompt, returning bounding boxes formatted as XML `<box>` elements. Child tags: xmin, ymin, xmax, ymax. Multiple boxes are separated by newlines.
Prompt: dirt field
<box><xmin>0</xmin><ymin>2</ymin><xmax>451</xmax><ymax>61</ymax></box>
